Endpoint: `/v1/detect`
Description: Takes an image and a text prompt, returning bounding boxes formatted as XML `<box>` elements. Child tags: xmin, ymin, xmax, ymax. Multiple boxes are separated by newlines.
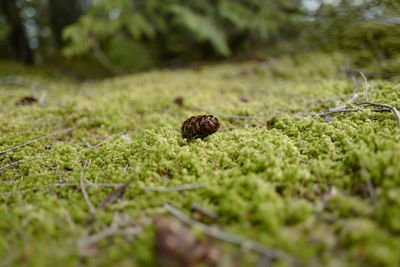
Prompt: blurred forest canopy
<box><xmin>0</xmin><ymin>0</ymin><xmax>399</xmax><ymax>76</ymax></box>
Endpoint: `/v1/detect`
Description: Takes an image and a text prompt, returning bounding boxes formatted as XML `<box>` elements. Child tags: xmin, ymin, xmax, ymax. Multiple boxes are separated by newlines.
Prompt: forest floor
<box><xmin>0</xmin><ymin>53</ymin><xmax>400</xmax><ymax>267</ymax></box>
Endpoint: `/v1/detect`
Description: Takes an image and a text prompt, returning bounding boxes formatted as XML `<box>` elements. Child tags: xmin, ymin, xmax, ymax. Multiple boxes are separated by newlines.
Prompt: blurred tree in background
<box><xmin>0</xmin><ymin>0</ymin><xmax>399</xmax><ymax>76</ymax></box>
<box><xmin>0</xmin><ymin>0</ymin><xmax>33</xmax><ymax>63</ymax></box>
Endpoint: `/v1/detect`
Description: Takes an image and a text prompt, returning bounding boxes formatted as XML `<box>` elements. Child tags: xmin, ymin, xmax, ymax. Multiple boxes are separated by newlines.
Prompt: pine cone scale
<box><xmin>181</xmin><ymin>115</ymin><xmax>220</xmax><ymax>140</ymax></box>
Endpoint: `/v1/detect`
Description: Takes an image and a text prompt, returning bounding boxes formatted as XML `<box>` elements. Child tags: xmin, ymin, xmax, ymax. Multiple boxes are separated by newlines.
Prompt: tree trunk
<box><xmin>49</xmin><ymin>0</ymin><xmax>83</xmax><ymax>47</ymax></box>
<box><xmin>0</xmin><ymin>0</ymin><xmax>34</xmax><ymax>64</ymax></box>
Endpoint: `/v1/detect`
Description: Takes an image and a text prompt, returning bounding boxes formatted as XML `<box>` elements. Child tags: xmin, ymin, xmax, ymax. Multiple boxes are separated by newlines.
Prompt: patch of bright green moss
<box><xmin>1</xmin><ymin>53</ymin><xmax>400</xmax><ymax>266</ymax></box>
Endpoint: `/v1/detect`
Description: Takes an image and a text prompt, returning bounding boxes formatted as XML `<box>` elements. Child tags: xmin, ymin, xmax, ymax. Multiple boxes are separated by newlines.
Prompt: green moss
<box><xmin>1</xmin><ymin>53</ymin><xmax>400</xmax><ymax>266</ymax></box>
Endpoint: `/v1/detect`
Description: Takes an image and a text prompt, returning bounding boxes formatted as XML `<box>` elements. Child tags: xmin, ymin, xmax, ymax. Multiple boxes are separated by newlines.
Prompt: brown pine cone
<box><xmin>181</xmin><ymin>115</ymin><xmax>220</xmax><ymax>140</ymax></box>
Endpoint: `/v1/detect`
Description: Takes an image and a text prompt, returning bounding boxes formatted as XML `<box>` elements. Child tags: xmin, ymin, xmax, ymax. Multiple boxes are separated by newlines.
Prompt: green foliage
<box><xmin>0</xmin><ymin>24</ymin><xmax>10</xmax><ymax>40</ymax></box>
<box><xmin>62</xmin><ymin>0</ymin><xmax>302</xmax><ymax>68</ymax></box>
<box><xmin>169</xmin><ymin>5</ymin><xmax>230</xmax><ymax>56</ymax></box>
<box><xmin>107</xmin><ymin>36</ymin><xmax>155</xmax><ymax>71</ymax></box>
<box><xmin>1</xmin><ymin>0</ymin><xmax>400</xmax><ymax>71</ymax></box>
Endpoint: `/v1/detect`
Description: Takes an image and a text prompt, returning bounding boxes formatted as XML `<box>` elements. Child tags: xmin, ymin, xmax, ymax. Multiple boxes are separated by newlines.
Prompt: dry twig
<box><xmin>0</xmin><ymin>183</ymin><xmax>207</xmax><ymax>196</ymax></box>
<box><xmin>191</xmin><ymin>202</ymin><xmax>218</xmax><ymax>220</ymax></box>
<box><xmin>0</xmin><ymin>127</ymin><xmax>76</xmax><ymax>155</ymax></box>
<box><xmin>142</xmin><ymin>183</ymin><xmax>207</xmax><ymax>191</ymax></box>
<box><xmin>80</xmin><ymin>159</ymin><xmax>97</xmax><ymax>217</ymax></box>
<box><xmin>48</xmin><ymin>182</ymin><xmax>207</xmax><ymax>191</ymax></box>
<box><xmin>211</xmin><ymin>112</ymin><xmax>272</xmax><ymax>120</ymax></box>
<box><xmin>78</xmin><ymin>213</ymin><xmax>151</xmax><ymax>255</ymax></box>
<box><xmin>49</xmin><ymin>183</ymin><xmax>125</xmax><ymax>188</ymax></box>
<box><xmin>0</xmin><ymin>160</ymin><xmax>22</xmax><ymax>171</ymax></box>
<box><xmin>317</xmin><ymin>108</ymin><xmax>362</xmax><ymax>117</ymax></box>
<box><xmin>86</xmin><ymin>132</ymin><xmax>125</xmax><ymax>149</ymax></box>
<box><xmin>356</xmin><ymin>101</ymin><xmax>400</xmax><ymax>129</ymax></box>
<box><xmin>0</xmin><ymin>190</ymin><xmax>26</xmax><ymax>196</ymax></box>
<box><xmin>357</xmin><ymin>71</ymin><xmax>369</xmax><ymax>102</ymax></box>
<box><xmin>164</xmin><ymin>203</ymin><xmax>290</xmax><ymax>261</ymax></box>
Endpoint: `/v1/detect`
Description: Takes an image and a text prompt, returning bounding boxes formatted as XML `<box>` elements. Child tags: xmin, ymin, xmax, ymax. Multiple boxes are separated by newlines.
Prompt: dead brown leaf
<box><xmin>15</xmin><ymin>96</ymin><xmax>38</xmax><ymax>106</ymax></box>
<box><xmin>240</xmin><ymin>95</ymin><xmax>251</xmax><ymax>103</ymax></box>
<box><xmin>155</xmin><ymin>216</ymin><xmax>220</xmax><ymax>267</ymax></box>
<box><xmin>174</xmin><ymin>97</ymin><xmax>184</xmax><ymax>107</ymax></box>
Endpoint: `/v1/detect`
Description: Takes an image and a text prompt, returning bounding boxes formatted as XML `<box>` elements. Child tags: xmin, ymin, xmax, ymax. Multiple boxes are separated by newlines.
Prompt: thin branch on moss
<box><xmin>370</xmin><ymin>108</ymin><xmax>393</xmax><ymax>113</ymax></box>
<box><xmin>164</xmin><ymin>203</ymin><xmax>291</xmax><ymax>261</ymax></box>
<box><xmin>328</xmin><ymin>73</ymin><xmax>366</xmax><ymax>112</ymax></box>
<box><xmin>79</xmin><ymin>224</ymin><xmax>119</xmax><ymax>255</ymax></box>
<box><xmin>191</xmin><ymin>202</ymin><xmax>218</xmax><ymax>220</ymax></box>
<box><xmin>356</xmin><ymin>102</ymin><xmax>400</xmax><ymax>129</ymax></box>
<box><xmin>86</xmin><ymin>132</ymin><xmax>125</xmax><ymax>149</ymax></box>
<box><xmin>80</xmin><ymin>159</ymin><xmax>97</xmax><ymax>217</ymax></box>
<box><xmin>0</xmin><ymin>190</ymin><xmax>26</xmax><ymax>196</ymax></box>
<box><xmin>79</xmin><ymin>212</ymin><xmax>122</xmax><ymax>253</ymax></box>
<box><xmin>195</xmin><ymin>103</ymin><xmax>396</xmax><ymax>130</ymax></box>
<box><xmin>0</xmin><ymin>183</ymin><xmax>207</xmax><ymax>196</ymax></box>
<box><xmin>0</xmin><ymin>127</ymin><xmax>76</xmax><ymax>155</ymax></box>
<box><xmin>316</xmin><ymin>99</ymin><xmax>400</xmax><ymax>129</ymax></box>
<box><xmin>317</xmin><ymin>108</ymin><xmax>362</xmax><ymax>117</ymax></box>
<box><xmin>357</xmin><ymin>71</ymin><xmax>369</xmax><ymax>102</ymax></box>
<box><xmin>316</xmin><ymin>107</ymin><xmax>391</xmax><ymax>116</ymax></box>
<box><xmin>123</xmin><ymin>164</ymin><xmax>130</xmax><ymax>175</ymax></box>
<box><xmin>48</xmin><ymin>182</ymin><xmax>207</xmax><ymax>191</ymax></box>
<box><xmin>142</xmin><ymin>183</ymin><xmax>207</xmax><ymax>191</ymax></box>
<box><xmin>0</xmin><ymin>160</ymin><xmax>22</xmax><ymax>171</ymax></box>
<box><xmin>49</xmin><ymin>183</ymin><xmax>123</xmax><ymax>188</ymax></box>
<box><xmin>78</xmin><ymin>213</ymin><xmax>151</xmax><ymax>255</ymax></box>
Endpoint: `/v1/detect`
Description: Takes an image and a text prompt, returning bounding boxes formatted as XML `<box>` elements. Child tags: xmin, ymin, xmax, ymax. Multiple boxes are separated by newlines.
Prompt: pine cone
<box><xmin>181</xmin><ymin>115</ymin><xmax>220</xmax><ymax>140</ymax></box>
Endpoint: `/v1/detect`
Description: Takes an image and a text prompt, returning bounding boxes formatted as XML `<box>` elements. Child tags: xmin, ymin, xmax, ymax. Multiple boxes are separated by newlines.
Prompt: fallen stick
<box><xmin>0</xmin><ymin>127</ymin><xmax>76</xmax><ymax>155</ymax></box>
<box><xmin>317</xmin><ymin>108</ymin><xmax>391</xmax><ymax>117</ymax></box>
<box><xmin>80</xmin><ymin>160</ymin><xmax>97</xmax><ymax>217</ymax></box>
<box><xmin>357</xmin><ymin>70</ymin><xmax>369</xmax><ymax>102</ymax></box>
<box><xmin>0</xmin><ymin>183</ymin><xmax>207</xmax><ymax>196</ymax></box>
<box><xmin>46</xmin><ymin>182</ymin><xmax>207</xmax><ymax>191</ymax></box>
<box><xmin>87</xmin><ymin>132</ymin><xmax>126</xmax><ymax>149</ymax></box>
<box><xmin>0</xmin><ymin>160</ymin><xmax>22</xmax><ymax>171</ymax></box>
<box><xmin>317</xmin><ymin>108</ymin><xmax>362</xmax><ymax>117</ymax></box>
<box><xmin>142</xmin><ymin>183</ymin><xmax>207</xmax><ymax>191</ymax></box>
<box><xmin>0</xmin><ymin>190</ymin><xmax>27</xmax><ymax>196</ymax></box>
<box><xmin>191</xmin><ymin>202</ymin><xmax>218</xmax><ymax>220</ymax></box>
<box><xmin>356</xmin><ymin>101</ymin><xmax>400</xmax><ymax>129</ymax></box>
<box><xmin>78</xmin><ymin>213</ymin><xmax>151</xmax><ymax>254</ymax></box>
<box><xmin>164</xmin><ymin>203</ymin><xmax>291</xmax><ymax>261</ymax></box>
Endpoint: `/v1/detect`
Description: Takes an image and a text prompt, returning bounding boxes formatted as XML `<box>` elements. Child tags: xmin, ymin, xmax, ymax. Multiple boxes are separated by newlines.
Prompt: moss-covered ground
<box><xmin>1</xmin><ymin>53</ymin><xmax>400</xmax><ymax>267</ymax></box>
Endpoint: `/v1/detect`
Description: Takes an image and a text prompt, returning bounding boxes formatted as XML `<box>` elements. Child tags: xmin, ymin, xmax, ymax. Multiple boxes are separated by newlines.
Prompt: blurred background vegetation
<box><xmin>0</xmin><ymin>0</ymin><xmax>399</xmax><ymax>79</ymax></box>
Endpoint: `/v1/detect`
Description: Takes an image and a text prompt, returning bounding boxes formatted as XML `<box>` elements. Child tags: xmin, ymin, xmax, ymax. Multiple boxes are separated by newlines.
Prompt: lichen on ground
<box><xmin>0</xmin><ymin>53</ymin><xmax>400</xmax><ymax>267</ymax></box>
